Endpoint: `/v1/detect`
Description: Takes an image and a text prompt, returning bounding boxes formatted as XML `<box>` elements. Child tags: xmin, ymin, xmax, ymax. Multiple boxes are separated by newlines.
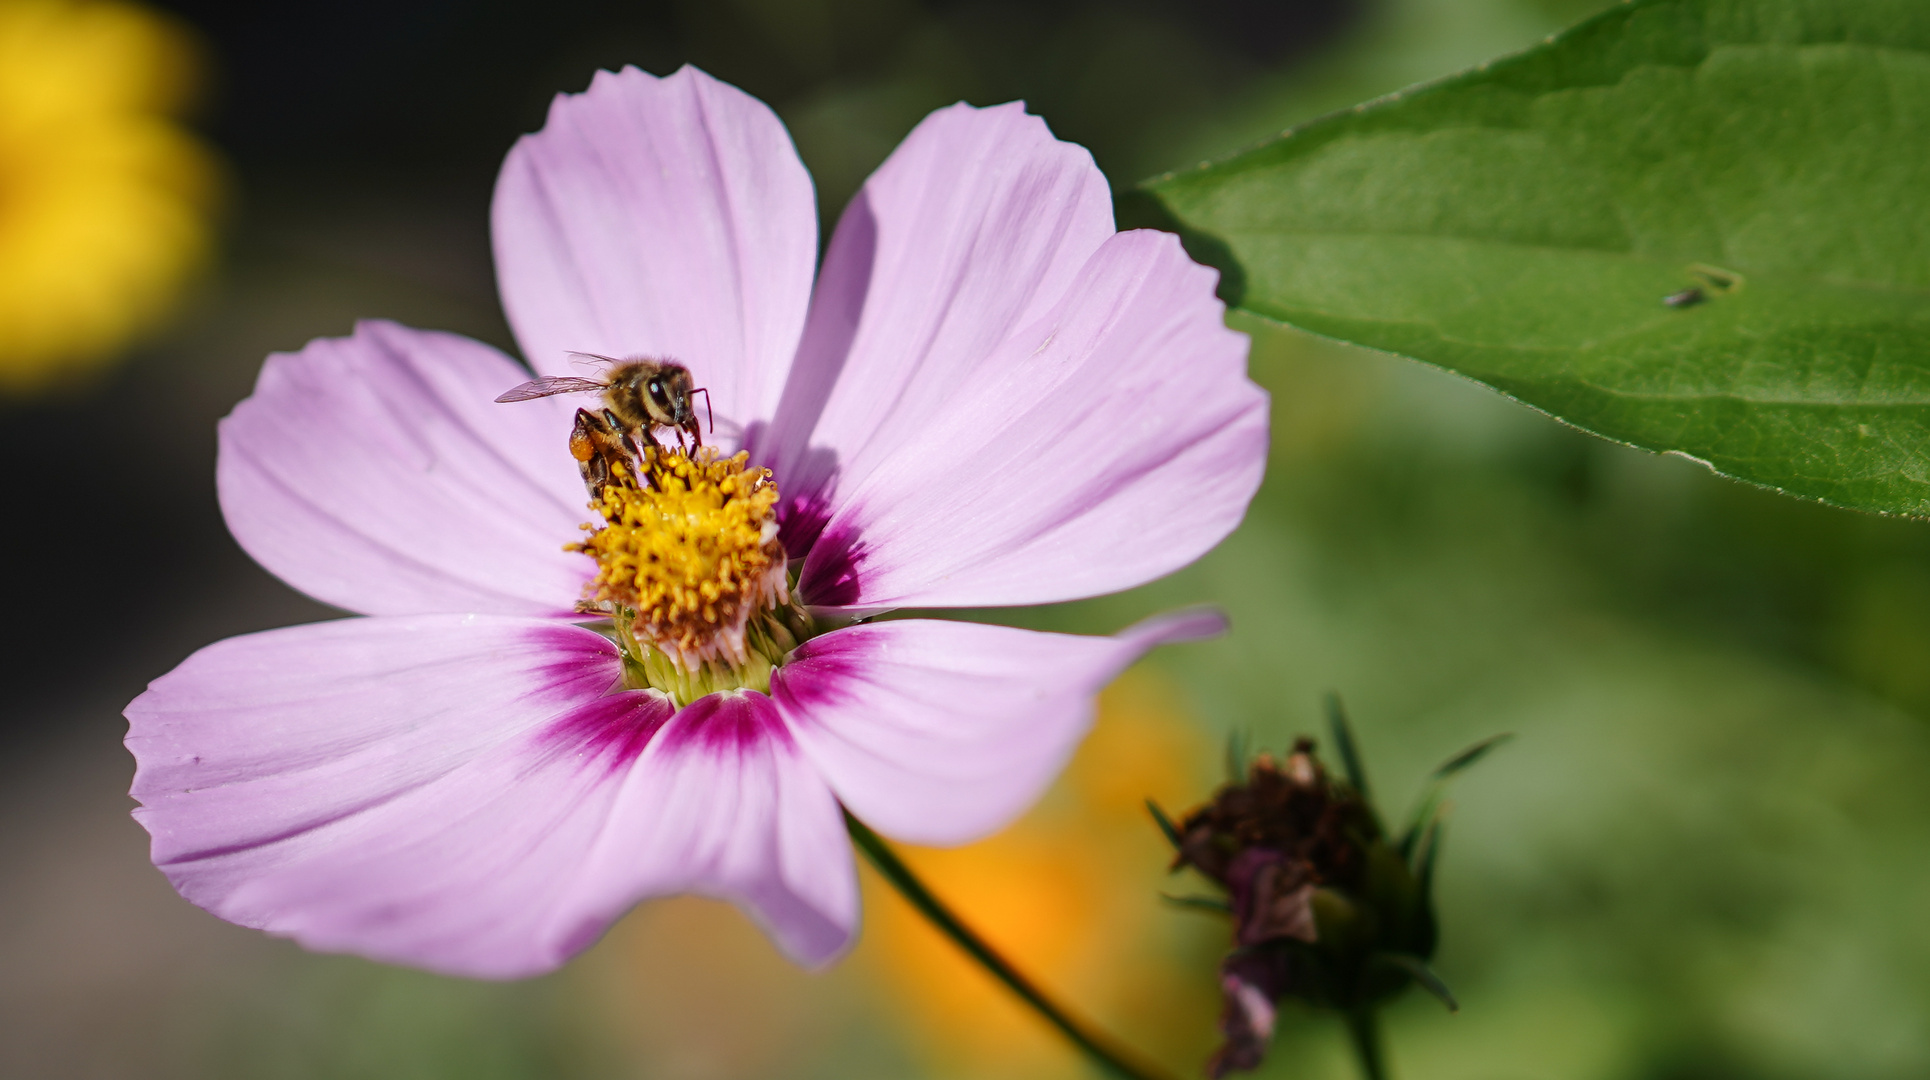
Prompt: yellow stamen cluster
<box><xmin>571</xmin><ymin>448</ymin><xmax>788</xmax><ymax>671</ymax></box>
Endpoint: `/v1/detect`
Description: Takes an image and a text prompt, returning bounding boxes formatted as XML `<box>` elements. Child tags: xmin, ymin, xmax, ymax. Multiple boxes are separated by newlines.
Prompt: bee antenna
<box><xmin>692</xmin><ymin>386</ymin><xmax>714</xmax><ymax>433</ymax></box>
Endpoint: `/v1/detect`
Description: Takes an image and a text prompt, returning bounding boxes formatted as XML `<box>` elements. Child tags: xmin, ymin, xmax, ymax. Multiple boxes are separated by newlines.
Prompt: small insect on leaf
<box><xmin>1665</xmin><ymin>262</ymin><xmax>1747</xmax><ymax>308</ymax></box>
<box><xmin>1688</xmin><ymin>263</ymin><xmax>1744</xmax><ymax>295</ymax></box>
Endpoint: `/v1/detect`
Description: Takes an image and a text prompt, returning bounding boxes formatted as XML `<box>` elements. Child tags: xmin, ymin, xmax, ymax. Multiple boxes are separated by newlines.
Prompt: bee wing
<box><xmin>494</xmin><ymin>376</ymin><xmax>607</xmax><ymax>402</ymax></box>
<box><xmin>565</xmin><ymin>351</ymin><xmax>625</xmax><ymax>368</ymax></box>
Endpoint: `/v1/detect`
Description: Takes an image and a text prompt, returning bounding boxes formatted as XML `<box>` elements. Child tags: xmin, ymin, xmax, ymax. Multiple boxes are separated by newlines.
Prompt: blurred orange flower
<box><xmin>860</xmin><ymin>666</ymin><xmax>1226</xmax><ymax>1079</ymax></box>
<box><xmin>0</xmin><ymin>0</ymin><xmax>218</xmax><ymax>392</ymax></box>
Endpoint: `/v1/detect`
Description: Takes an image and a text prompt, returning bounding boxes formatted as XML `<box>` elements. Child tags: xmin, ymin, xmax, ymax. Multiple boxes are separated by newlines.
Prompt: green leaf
<box><xmin>1141</xmin><ymin>0</ymin><xmax>1930</xmax><ymax>516</ymax></box>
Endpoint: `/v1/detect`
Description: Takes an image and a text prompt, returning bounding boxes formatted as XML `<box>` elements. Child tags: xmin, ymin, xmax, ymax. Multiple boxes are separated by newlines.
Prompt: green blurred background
<box><xmin>3</xmin><ymin>0</ymin><xmax>1928</xmax><ymax>1077</ymax></box>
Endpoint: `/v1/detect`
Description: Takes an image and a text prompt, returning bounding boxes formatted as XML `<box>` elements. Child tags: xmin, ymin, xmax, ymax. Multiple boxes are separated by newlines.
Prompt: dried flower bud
<box><xmin>1155</xmin><ymin>705</ymin><xmax>1504</xmax><ymax>1078</ymax></box>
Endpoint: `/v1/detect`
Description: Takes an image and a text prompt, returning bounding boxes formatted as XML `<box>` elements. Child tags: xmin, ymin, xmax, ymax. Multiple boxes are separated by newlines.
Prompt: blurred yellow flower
<box><xmin>0</xmin><ymin>0</ymin><xmax>217</xmax><ymax>392</ymax></box>
<box><xmin>861</xmin><ymin>666</ymin><xmax>1226</xmax><ymax>1079</ymax></box>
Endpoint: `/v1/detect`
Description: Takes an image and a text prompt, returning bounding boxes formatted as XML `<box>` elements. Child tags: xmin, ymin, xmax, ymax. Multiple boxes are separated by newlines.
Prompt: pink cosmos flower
<box><xmin>125</xmin><ymin>66</ymin><xmax>1268</xmax><ymax>979</ymax></box>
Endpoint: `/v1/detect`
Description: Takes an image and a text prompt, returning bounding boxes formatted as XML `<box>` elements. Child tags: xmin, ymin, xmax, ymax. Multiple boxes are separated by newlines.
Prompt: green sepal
<box><xmin>1146</xmin><ymin>798</ymin><xmax>1184</xmax><ymax>854</ymax></box>
<box><xmin>1225</xmin><ymin>728</ymin><xmax>1251</xmax><ymax>785</ymax></box>
<box><xmin>1432</xmin><ymin>733</ymin><xmax>1514</xmax><ymax>780</ymax></box>
<box><xmin>1373</xmin><ymin>953</ymin><xmax>1460</xmax><ymax>1012</ymax></box>
<box><xmin>1398</xmin><ymin>734</ymin><xmax>1512</xmax><ymax>860</ymax></box>
<box><xmin>1325</xmin><ymin>692</ymin><xmax>1374</xmax><ymax>809</ymax></box>
<box><xmin>1411</xmin><ymin>822</ymin><xmax>1443</xmax><ymax>959</ymax></box>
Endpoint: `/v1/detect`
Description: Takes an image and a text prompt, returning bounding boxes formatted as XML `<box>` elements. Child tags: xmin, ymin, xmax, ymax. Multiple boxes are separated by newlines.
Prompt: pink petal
<box><xmin>568</xmin><ymin>691</ymin><xmax>857</xmax><ymax>967</ymax></box>
<box><xmin>492</xmin><ymin>65</ymin><xmax>818</xmax><ymax>436</ymax></box>
<box><xmin>772</xmin><ymin>609</ymin><xmax>1227</xmax><ymax>846</ymax></box>
<box><xmin>127</xmin><ymin>615</ymin><xmax>854</xmax><ymax>978</ymax></box>
<box><xmin>219</xmin><ymin>321</ymin><xmax>592</xmax><ymax>618</ymax></box>
<box><xmin>798</xmin><ymin>229</ymin><xmax>1268</xmax><ymax>610</ymax></box>
<box><xmin>752</xmin><ymin>100</ymin><xmax>1115</xmax><ymax>528</ymax></box>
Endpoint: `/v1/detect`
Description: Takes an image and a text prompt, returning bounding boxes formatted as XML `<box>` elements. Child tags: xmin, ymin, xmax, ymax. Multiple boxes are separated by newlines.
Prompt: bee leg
<box><xmin>571</xmin><ymin>407</ymin><xmax>644</xmax><ymax>500</ymax></box>
<box><xmin>633</xmin><ymin>421</ymin><xmax>666</xmax><ymax>464</ymax></box>
<box><xmin>570</xmin><ymin>408</ymin><xmax>604</xmax><ymax>490</ymax></box>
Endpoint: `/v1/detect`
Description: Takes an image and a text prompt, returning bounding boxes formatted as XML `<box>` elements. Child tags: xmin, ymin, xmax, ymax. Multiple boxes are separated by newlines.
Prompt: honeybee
<box><xmin>495</xmin><ymin>355</ymin><xmax>711</xmax><ymax>452</ymax></box>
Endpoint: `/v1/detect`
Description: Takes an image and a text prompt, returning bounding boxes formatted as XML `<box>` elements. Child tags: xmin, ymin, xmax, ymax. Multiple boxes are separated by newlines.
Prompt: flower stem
<box><xmin>1344</xmin><ymin>1008</ymin><xmax>1388</xmax><ymax>1080</ymax></box>
<box><xmin>842</xmin><ymin>810</ymin><xmax>1178</xmax><ymax>1080</ymax></box>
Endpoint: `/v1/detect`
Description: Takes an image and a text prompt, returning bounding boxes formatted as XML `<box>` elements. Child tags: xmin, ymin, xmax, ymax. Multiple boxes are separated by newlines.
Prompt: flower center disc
<box><xmin>572</xmin><ymin>447</ymin><xmax>793</xmax><ymax>696</ymax></box>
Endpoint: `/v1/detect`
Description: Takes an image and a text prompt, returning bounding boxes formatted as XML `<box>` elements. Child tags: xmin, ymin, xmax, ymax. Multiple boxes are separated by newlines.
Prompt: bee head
<box><xmin>644</xmin><ymin>365</ymin><xmax>695</xmax><ymax>427</ymax></box>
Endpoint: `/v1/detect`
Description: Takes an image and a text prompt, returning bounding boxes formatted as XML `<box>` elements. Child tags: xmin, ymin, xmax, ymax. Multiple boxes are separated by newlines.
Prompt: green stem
<box><xmin>843</xmin><ymin>810</ymin><xmax>1177</xmax><ymax>1080</ymax></box>
<box><xmin>1344</xmin><ymin>1008</ymin><xmax>1388</xmax><ymax>1080</ymax></box>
